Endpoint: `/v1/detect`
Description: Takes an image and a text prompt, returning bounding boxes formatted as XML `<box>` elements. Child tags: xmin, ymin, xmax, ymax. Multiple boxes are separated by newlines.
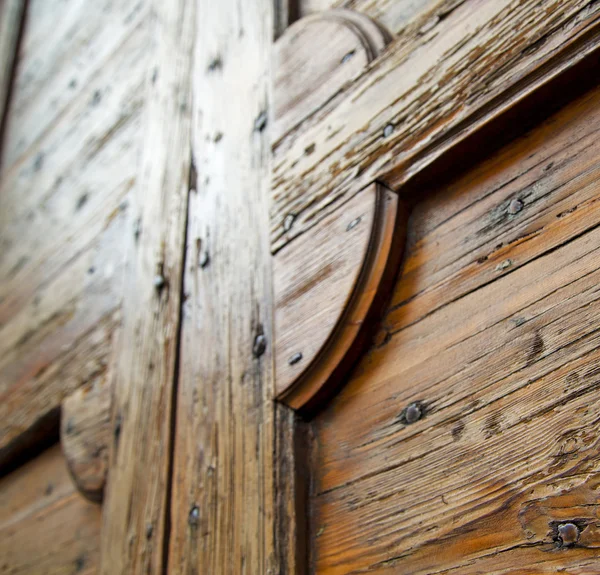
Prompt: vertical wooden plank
<box><xmin>167</xmin><ymin>0</ymin><xmax>301</xmax><ymax>572</ymax></box>
<box><xmin>0</xmin><ymin>0</ymin><xmax>25</xmax><ymax>154</ymax></box>
<box><xmin>99</xmin><ymin>1</ymin><xmax>195</xmax><ymax>572</ymax></box>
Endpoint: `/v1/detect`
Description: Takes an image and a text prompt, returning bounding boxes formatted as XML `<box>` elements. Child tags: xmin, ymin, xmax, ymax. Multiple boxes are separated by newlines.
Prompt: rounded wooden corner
<box><xmin>60</xmin><ymin>382</ymin><xmax>111</xmax><ymax>503</ymax></box>
<box><xmin>275</xmin><ymin>183</ymin><xmax>407</xmax><ymax>413</ymax></box>
<box><xmin>273</xmin><ymin>9</ymin><xmax>391</xmax><ymax>145</ymax></box>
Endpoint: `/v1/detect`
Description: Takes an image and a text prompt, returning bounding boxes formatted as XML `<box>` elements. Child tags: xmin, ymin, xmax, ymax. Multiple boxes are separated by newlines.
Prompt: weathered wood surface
<box><xmin>167</xmin><ymin>0</ymin><xmax>301</xmax><ymax>572</ymax></box>
<box><xmin>0</xmin><ymin>0</ymin><xmax>147</xmax><ymax>470</ymax></box>
<box><xmin>311</xmin><ymin>84</ymin><xmax>600</xmax><ymax>573</ymax></box>
<box><xmin>0</xmin><ymin>0</ymin><xmax>25</xmax><ymax>146</ymax></box>
<box><xmin>271</xmin><ymin>0</ymin><xmax>600</xmax><ymax>254</ymax></box>
<box><xmin>98</xmin><ymin>0</ymin><xmax>194</xmax><ymax>572</ymax></box>
<box><xmin>299</xmin><ymin>0</ymin><xmax>441</xmax><ymax>35</ymax></box>
<box><xmin>273</xmin><ymin>10</ymin><xmax>389</xmax><ymax>144</ymax></box>
<box><xmin>275</xmin><ymin>183</ymin><xmax>406</xmax><ymax>411</ymax></box>
<box><xmin>0</xmin><ymin>444</ymin><xmax>102</xmax><ymax>575</ymax></box>
<box><xmin>61</xmin><ymin>372</ymin><xmax>112</xmax><ymax>502</ymax></box>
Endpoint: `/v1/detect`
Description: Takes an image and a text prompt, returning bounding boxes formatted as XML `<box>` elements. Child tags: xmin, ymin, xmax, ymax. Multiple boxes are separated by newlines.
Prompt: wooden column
<box><xmin>167</xmin><ymin>0</ymin><xmax>301</xmax><ymax>572</ymax></box>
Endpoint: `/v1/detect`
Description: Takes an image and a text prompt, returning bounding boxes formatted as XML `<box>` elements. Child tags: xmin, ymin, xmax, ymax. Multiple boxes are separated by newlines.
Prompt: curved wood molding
<box><xmin>273</xmin><ymin>9</ymin><xmax>391</xmax><ymax>145</ymax></box>
<box><xmin>272</xmin><ymin>10</ymin><xmax>400</xmax><ymax>412</ymax></box>
<box><xmin>274</xmin><ymin>183</ymin><xmax>407</xmax><ymax>411</ymax></box>
<box><xmin>60</xmin><ymin>379</ymin><xmax>111</xmax><ymax>502</ymax></box>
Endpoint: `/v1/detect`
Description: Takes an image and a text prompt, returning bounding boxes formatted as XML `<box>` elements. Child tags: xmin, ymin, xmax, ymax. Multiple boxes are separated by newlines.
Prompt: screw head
<box><xmin>288</xmin><ymin>352</ymin><xmax>303</xmax><ymax>366</ymax></box>
<box><xmin>383</xmin><ymin>124</ymin><xmax>394</xmax><ymax>138</ymax></box>
<box><xmin>508</xmin><ymin>198</ymin><xmax>523</xmax><ymax>215</ymax></box>
<box><xmin>403</xmin><ymin>402</ymin><xmax>422</xmax><ymax>424</ymax></box>
<box><xmin>153</xmin><ymin>274</ymin><xmax>166</xmax><ymax>290</ymax></box>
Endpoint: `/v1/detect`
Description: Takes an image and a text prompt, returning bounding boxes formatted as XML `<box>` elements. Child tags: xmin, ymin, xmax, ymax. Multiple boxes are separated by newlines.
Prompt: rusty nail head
<box><xmin>288</xmin><ymin>352</ymin><xmax>303</xmax><ymax>366</ymax></box>
<box><xmin>557</xmin><ymin>522</ymin><xmax>580</xmax><ymax>547</ymax></box>
<box><xmin>508</xmin><ymin>198</ymin><xmax>523</xmax><ymax>215</ymax></box>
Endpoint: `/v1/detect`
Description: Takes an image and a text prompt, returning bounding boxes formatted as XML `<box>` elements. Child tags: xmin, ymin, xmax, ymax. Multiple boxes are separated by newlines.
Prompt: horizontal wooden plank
<box><xmin>271</xmin><ymin>0</ymin><xmax>600</xmax><ymax>254</ymax></box>
<box><xmin>311</xmin><ymin>85</ymin><xmax>600</xmax><ymax>573</ymax></box>
<box><xmin>0</xmin><ymin>444</ymin><xmax>102</xmax><ymax>575</ymax></box>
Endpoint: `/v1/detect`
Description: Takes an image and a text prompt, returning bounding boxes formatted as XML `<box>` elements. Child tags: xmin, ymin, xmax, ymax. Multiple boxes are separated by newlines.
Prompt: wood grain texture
<box><xmin>61</xmin><ymin>371</ymin><xmax>112</xmax><ymax>502</ymax></box>
<box><xmin>275</xmin><ymin>186</ymin><xmax>377</xmax><ymax>396</ymax></box>
<box><xmin>0</xmin><ymin>0</ymin><xmax>25</xmax><ymax>149</ymax></box>
<box><xmin>98</xmin><ymin>0</ymin><xmax>195</xmax><ymax>572</ymax></box>
<box><xmin>271</xmin><ymin>0</ymin><xmax>600</xmax><ymax>254</ymax></box>
<box><xmin>276</xmin><ymin>184</ymin><xmax>406</xmax><ymax>411</ymax></box>
<box><xmin>167</xmin><ymin>0</ymin><xmax>301</xmax><ymax>572</ymax></box>
<box><xmin>0</xmin><ymin>444</ymin><xmax>102</xmax><ymax>575</ymax></box>
<box><xmin>333</xmin><ymin>0</ymin><xmax>447</xmax><ymax>35</ymax></box>
<box><xmin>311</xmin><ymin>84</ymin><xmax>600</xmax><ymax>574</ymax></box>
<box><xmin>0</xmin><ymin>0</ymin><xmax>147</xmax><ymax>469</ymax></box>
<box><xmin>273</xmin><ymin>9</ymin><xmax>389</xmax><ymax>144</ymax></box>
<box><xmin>299</xmin><ymin>0</ymin><xmax>443</xmax><ymax>36</ymax></box>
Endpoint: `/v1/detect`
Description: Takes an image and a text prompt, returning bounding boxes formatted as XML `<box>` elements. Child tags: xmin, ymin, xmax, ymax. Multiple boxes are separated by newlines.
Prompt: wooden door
<box><xmin>1</xmin><ymin>1</ymin><xmax>600</xmax><ymax>574</ymax></box>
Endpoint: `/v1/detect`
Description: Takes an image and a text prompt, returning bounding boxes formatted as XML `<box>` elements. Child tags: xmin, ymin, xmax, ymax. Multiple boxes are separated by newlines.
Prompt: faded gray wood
<box><xmin>167</xmin><ymin>0</ymin><xmax>301</xmax><ymax>572</ymax></box>
<box><xmin>0</xmin><ymin>0</ymin><xmax>25</xmax><ymax>150</ymax></box>
<box><xmin>99</xmin><ymin>0</ymin><xmax>195</xmax><ymax>572</ymax></box>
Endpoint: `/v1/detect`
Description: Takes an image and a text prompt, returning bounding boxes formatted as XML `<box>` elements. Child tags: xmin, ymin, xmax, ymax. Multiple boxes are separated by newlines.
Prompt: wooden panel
<box><xmin>0</xmin><ymin>0</ymin><xmax>147</xmax><ymax>173</ymax></box>
<box><xmin>335</xmin><ymin>0</ymin><xmax>445</xmax><ymax>35</ymax></box>
<box><xmin>271</xmin><ymin>0</ymin><xmax>600</xmax><ymax>254</ymax></box>
<box><xmin>0</xmin><ymin>444</ymin><xmax>102</xmax><ymax>575</ymax></box>
<box><xmin>311</xmin><ymin>84</ymin><xmax>600</xmax><ymax>573</ymax></box>
<box><xmin>98</xmin><ymin>0</ymin><xmax>194</xmax><ymax>572</ymax></box>
<box><xmin>0</xmin><ymin>0</ymin><xmax>147</xmax><ymax>469</ymax></box>
<box><xmin>167</xmin><ymin>0</ymin><xmax>301</xmax><ymax>572</ymax></box>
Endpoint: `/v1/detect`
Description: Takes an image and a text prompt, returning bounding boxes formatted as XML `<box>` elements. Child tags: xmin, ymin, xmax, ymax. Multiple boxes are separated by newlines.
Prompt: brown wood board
<box><xmin>310</xmin><ymin>83</ymin><xmax>600</xmax><ymax>574</ymax></box>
